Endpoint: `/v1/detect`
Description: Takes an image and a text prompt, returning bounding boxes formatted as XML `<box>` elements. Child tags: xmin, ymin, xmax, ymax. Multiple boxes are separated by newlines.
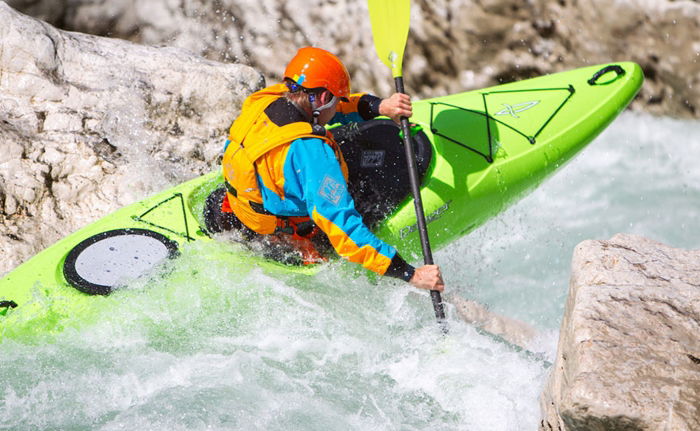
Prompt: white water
<box><xmin>1</xmin><ymin>112</ymin><xmax>698</xmax><ymax>430</ymax></box>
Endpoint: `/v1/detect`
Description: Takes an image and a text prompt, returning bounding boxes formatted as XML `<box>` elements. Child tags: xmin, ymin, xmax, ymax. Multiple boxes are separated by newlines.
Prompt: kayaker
<box><xmin>209</xmin><ymin>46</ymin><xmax>443</xmax><ymax>292</ymax></box>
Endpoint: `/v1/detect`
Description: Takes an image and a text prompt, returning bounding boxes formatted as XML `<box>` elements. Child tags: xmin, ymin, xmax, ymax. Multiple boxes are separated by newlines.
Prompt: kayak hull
<box><xmin>0</xmin><ymin>63</ymin><xmax>643</xmax><ymax>338</ymax></box>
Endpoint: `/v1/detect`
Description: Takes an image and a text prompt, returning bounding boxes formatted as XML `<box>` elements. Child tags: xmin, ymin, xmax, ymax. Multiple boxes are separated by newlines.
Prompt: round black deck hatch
<box><xmin>63</xmin><ymin>228</ymin><xmax>179</xmax><ymax>295</ymax></box>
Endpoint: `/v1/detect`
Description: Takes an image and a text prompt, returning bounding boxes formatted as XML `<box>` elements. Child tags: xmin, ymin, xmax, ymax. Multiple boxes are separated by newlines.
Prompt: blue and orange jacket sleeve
<box><xmin>284</xmin><ymin>138</ymin><xmax>415</xmax><ymax>281</ymax></box>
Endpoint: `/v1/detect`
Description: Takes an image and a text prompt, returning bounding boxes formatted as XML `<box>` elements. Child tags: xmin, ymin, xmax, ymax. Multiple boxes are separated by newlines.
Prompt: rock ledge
<box><xmin>0</xmin><ymin>3</ymin><xmax>264</xmax><ymax>274</ymax></box>
<box><xmin>540</xmin><ymin>234</ymin><xmax>700</xmax><ymax>430</ymax></box>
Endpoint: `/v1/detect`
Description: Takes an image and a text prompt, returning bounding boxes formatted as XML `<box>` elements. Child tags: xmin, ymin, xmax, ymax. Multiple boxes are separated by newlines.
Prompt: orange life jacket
<box><xmin>222</xmin><ymin>83</ymin><xmax>349</xmax><ymax>234</ymax></box>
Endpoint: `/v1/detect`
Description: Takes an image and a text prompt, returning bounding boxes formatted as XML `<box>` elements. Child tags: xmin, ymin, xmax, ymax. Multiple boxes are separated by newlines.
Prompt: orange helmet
<box><xmin>284</xmin><ymin>47</ymin><xmax>350</xmax><ymax>101</ymax></box>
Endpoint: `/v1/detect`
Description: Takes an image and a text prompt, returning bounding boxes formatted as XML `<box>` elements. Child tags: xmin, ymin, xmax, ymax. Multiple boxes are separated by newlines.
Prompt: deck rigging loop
<box><xmin>132</xmin><ymin>192</ymin><xmax>195</xmax><ymax>241</ymax></box>
<box><xmin>429</xmin><ymin>84</ymin><xmax>576</xmax><ymax>163</ymax></box>
<box><xmin>0</xmin><ymin>300</ymin><xmax>18</xmax><ymax>315</ymax></box>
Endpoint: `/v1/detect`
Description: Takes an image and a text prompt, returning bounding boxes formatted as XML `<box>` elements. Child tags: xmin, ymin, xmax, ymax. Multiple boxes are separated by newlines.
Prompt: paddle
<box><xmin>367</xmin><ymin>0</ymin><xmax>448</xmax><ymax>332</ymax></box>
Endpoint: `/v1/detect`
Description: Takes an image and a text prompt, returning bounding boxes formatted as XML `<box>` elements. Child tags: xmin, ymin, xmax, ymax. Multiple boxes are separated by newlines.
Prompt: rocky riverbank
<box><xmin>0</xmin><ymin>3</ymin><xmax>263</xmax><ymax>274</ymax></box>
<box><xmin>6</xmin><ymin>0</ymin><xmax>700</xmax><ymax>119</ymax></box>
<box><xmin>540</xmin><ymin>234</ymin><xmax>700</xmax><ymax>431</ymax></box>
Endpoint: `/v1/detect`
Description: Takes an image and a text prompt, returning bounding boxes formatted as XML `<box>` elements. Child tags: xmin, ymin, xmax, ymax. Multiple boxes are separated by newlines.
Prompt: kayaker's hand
<box><xmin>379</xmin><ymin>93</ymin><xmax>412</xmax><ymax>124</ymax></box>
<box><xmin>409</xmin><ymin>265</ymin><xmax>445</xmax><ymax>292</ymax></box>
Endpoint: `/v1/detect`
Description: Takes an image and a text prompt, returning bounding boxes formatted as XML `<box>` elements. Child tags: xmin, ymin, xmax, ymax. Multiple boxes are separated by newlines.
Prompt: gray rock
<box><xmin>0</xmin><ymin>3</ymin><xmax>264</xmax><ymax>275</ymax></box>
<box><xmin>6</xmin><ymin>0</ymin><xmax>700</xmax><ymax>118</ymax></box>
<box><xmin>540</xmin><ymin>234</ymin><xmax>700</xmax><ymax>431</ymax></box>
<box><xmin>531</xmin><ymin>0</ymin><xmax>700</xmax><ymax>119</ymax></box>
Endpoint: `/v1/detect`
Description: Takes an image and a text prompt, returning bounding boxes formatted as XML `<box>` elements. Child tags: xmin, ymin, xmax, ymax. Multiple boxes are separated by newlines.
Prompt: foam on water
<box><xmin>440</xmin><ymin>111</ymin><xmax>700</xmax><ymax>327</ymax></box>
<box><xmin>1</xmin><ymin>112</ymin><xmax>698</xmax><ymax>430</ymax></box>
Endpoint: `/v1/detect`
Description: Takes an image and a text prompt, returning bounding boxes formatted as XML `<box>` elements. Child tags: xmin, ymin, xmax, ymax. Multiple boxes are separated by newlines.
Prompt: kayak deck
<box><xmin>0</xmin><ymin>63</ymin><xmax>643</xmax><ymax>338</ymax></box>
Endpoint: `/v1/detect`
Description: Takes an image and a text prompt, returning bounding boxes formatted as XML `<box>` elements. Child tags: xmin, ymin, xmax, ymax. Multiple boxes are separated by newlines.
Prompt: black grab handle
<box><xmin>588</xmin><ymin>65</ymin><xmax>626</xmax><ymax>85</ymax></box>
<box><xmin>0</xmin><ymin>300</ymin><xmax>17</xmax><ymax>309</ymax></box>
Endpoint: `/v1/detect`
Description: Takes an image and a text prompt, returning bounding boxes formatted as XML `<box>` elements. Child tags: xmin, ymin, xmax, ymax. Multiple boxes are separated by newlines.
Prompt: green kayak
<box><xmin>0</xmin><ymin>63</ymin><xmax>643</xmax><ymax>338</ymax></box>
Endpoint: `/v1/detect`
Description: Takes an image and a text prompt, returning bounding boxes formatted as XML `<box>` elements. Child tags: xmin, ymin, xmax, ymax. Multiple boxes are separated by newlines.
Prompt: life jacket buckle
<box><xmin>275</xmin><ymin>219</ymin><xmax>295</xmax><ymax>235</ymax></box>
<box><xmin>274</xmin><ymin>218</ymin><xmax>316</xmax><ymax>237</ymax></box>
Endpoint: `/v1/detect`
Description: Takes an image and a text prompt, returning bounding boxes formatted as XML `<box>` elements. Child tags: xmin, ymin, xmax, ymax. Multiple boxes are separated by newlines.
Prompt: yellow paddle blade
<box><xmin>367</xmin><ymin>0</ymin><xmax>411</xmax><ymax>78</ymax></box>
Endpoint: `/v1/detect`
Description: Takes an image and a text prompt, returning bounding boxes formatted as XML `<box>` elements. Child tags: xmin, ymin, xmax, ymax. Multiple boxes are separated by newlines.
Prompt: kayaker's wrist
<box><xmin>378</xmin><ymin>93</ymin><xmax>412</xmax><ymax>124</ymax></box>
<box><xmin>384</xmin><ymin>254</ymin><xmax>415</xmax><ymax>282</ymax></box>
<box><xmin>358</xmin><ymin>94</ymin><xmax>382</xmax><ymax>120</ymax></box>
<box><xmin>408</xmin><ymin>265</ymin><xmax>445</xmax><ymax>291</ymax></box>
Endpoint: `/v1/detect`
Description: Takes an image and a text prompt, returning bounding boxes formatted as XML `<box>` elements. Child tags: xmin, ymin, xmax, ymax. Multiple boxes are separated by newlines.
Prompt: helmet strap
<box><xmin>284</xmin><ymin>82</ymin><xmax>336</xmax><ymax>126</ymax></box>
<box><xmin>311</xmin><ymin>110</ymin><xmax>326</xmax><ymax>136</ymax></box>
<box><xmin>310</xmin><ymin>91</ymin><xmax>337</xmax><ymax>115</ymax></box>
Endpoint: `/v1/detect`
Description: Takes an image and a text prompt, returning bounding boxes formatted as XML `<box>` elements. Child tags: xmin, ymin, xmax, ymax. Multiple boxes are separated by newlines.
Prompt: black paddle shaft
<box><xmin>394</xmin><ymin>77</ymin><xmax>447</xmax><ymax>325</ymax></box>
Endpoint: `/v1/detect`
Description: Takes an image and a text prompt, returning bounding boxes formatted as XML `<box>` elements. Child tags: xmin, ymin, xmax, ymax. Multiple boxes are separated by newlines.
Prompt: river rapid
<box><xmin>1</xmin><ymin>112</ymin><xmax>698</xmax><ymax>430</ymax></box>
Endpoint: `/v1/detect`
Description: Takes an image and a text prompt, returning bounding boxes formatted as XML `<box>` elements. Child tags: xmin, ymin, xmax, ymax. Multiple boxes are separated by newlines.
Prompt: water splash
<box><xmin>1</xmin><ymin>112</ymin><xmax>697</xmax><ymax>430</ymax></box>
